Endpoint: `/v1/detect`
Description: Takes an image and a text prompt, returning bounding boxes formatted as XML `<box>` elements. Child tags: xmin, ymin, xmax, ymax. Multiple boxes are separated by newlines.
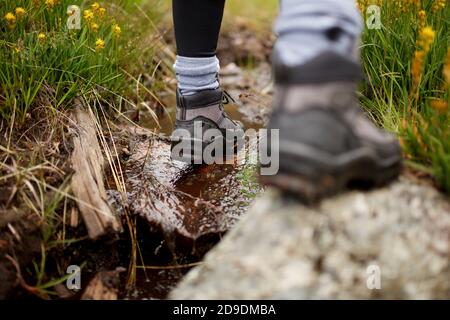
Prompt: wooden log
<box><xmin>71</xmin><ymin>103</ymin><xmax>122</xmax><ymax>239</ymax></box>
<box><xmin>69</xmin><ymin>207</ymin><xmax>79</xmax><ymax>228</ymax></box>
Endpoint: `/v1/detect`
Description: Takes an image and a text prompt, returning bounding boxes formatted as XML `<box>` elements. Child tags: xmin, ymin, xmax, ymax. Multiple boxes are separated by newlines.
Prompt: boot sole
<box><xmin>259</xmin><ymin>141</ymin><xmax>402</xmax><ymax>204</ymax></box>
<box><xmin>171</xmin><ymin>136</ymin><xmax>242</xmax><ymax>165</ymax></box>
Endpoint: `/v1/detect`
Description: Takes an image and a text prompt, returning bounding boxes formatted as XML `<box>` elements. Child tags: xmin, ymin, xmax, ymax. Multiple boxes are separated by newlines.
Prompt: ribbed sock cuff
<box><xmin>174</xmin><ymin>55</ymin><xmax>220</xmax><ymax>96</ymax></box>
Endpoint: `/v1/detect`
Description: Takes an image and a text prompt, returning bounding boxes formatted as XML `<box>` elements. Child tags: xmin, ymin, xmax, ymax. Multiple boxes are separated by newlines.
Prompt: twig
<box><xmin>136</xmin><ymin>262</ymin><xmax>203</xmax><ymax>270</ymax></box>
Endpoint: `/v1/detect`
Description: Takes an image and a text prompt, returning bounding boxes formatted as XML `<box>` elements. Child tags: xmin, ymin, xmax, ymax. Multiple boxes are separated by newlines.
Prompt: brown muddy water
<box><xmin>105</xmin><ymin>81</ymin><xmax>270</xmax><ymax>299</ymax></box>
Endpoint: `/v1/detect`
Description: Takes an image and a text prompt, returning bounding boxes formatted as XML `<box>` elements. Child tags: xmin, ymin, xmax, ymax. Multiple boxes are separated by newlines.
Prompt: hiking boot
<box><xmin>171</xmin><ymin>88</ymin><xmax>244</xmax><ymax>164</ymax></box>
<box><xmin>260</xmin><ymin>51</ymin><xmax>403</xmax><ymax>202</ymax></box>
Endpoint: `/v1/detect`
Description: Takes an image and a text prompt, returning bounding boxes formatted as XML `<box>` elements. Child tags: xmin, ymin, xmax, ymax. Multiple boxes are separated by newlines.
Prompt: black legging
<box><xmin>173</xmin><ymin>0</ymin><xmax>225</xmax><ymax>57</ymax></box>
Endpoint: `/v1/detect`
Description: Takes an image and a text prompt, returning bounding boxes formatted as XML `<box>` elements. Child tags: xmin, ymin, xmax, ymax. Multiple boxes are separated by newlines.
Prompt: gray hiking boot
<box><xmin>171</xmin><ymin>88</ymin><xmax>244</xmax><ymax>164</ymax></box>
<box><xmin>260</xmin><ymin>51</ymin><xmax>402</xmax><ymax>202</ymax></box>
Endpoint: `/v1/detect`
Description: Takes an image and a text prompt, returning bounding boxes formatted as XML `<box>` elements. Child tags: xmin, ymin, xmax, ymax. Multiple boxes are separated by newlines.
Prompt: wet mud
<box><xmin>105</xmin><ymin>63</ymin><xmax>272</xmax><ymax>298</ymax></box>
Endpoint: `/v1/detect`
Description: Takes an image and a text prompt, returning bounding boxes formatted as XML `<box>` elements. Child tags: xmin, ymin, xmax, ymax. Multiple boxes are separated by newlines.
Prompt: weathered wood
<box><xmin>81</xmin><ymin>269</ymin><xmax>124</xmax><ymax>300</ymax></box>
<box><xmin>69</xmin><ymin>207</ymin><xmax>79</xmax><ymax>228</ymax></box>
<box><xmin>71</xmin><ymin>104</ymin><xmax>122</xmax><ymax>239</ymax></box>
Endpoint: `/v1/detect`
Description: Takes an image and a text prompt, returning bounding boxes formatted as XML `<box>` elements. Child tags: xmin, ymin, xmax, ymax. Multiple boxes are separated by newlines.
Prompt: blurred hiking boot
<box><xmin>260</xmin><ymin>51</ymin><xmax>402</xmax><ymax>203</ymax></box>
<box><xmin>171</xmin><ymin>88</ymin><xmax>244</xmax><ymax>164</ymax></box>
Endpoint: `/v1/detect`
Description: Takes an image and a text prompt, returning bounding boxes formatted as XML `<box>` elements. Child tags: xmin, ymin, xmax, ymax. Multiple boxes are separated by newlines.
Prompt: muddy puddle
<box><xmin>104</xmin><ymin>63</ymin><xmax>272</xmax><ymax>299</ymax></box>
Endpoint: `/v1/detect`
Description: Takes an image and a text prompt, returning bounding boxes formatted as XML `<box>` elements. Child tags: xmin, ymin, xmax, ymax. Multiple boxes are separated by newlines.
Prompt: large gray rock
<box><xmin>170</xmin><ymin>177</ymin><xmax>450</xmax><ymax>299</ymax></box>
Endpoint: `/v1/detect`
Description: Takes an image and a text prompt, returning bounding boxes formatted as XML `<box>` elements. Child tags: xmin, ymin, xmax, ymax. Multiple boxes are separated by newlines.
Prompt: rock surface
<box><xmin>170</xmin><ymin>177</ymin><xmax>450</xmax><ymax>299</ymax></box>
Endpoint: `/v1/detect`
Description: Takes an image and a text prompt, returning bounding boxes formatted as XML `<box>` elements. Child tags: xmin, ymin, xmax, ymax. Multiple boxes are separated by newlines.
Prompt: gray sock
<box><xmin>274</xmin><ymin>0</ymin><xmax>363</xmax><ymax>66</ymax></box>
<box><xmin>174</xmin><ymin>55</ymin><xmax>220</xmax><ymax>96</ymax></box>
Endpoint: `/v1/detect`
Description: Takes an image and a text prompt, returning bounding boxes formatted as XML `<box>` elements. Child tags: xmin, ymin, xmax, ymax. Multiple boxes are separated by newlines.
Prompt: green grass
<box><xmin>0</xmin><ymin>0</ymin><xmax>171</xmax><ymax>125</ymax></box>
<box><xmin>0</xmin><ymin>0</ymin><xmax>171</xmax><ymax>298</ymax></box>
<box><xmin>0</xmin><ymin>0</ymin><xmax>126</xmax><ymax>124</ymax></box>
<box><xmin>359</xmin><ymin>1</ymin><xmax>450</xmax><ymax>192</ymax></box>
<box><xmin>236</xmin><ymin>164</ymin><xmax>260</xmax><ymax>200</ymax></box>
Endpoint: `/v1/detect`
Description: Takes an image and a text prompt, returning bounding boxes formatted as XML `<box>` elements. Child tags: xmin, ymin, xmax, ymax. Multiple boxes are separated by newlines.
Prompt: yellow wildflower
<box><xmin>433</xmin><ymin>0</ymin><xmax>446</xmax><ymax>12</ymax></box>
<box><xmin>45</xmin><ymin>0</ymin><xmax>56</xmax><ymax>9</ymax></box>
<box><xmin>91</xmin><ymin>2</ymin><xmax>100</xmax><ymax>11</ymax></box>
<box><xmin>5</xmin><ymin>12</ymin><xmax>16</xmax><ymax>24</ymax></box>
<box><xmin>38</xmin><ymin>33</ymin><xmax>47</xmax><ymax>42</ymax></box>
<box><xmin>112</xmin><ymin>24</ymin><xmax>121</xmax><ymax>36</ymax></box>
<box><xmin>95</xmin><ymin>38</ymin><xmax>105</xmax><ymax>51</ymax></box>
<box><xmin>15</xmin><ymin>7</ymin><xmax>26</xmax><ymax>20</ymax></box>
<box><xmin>430</xmin><ymin>100</ymin><xmax>448</xmax><ymax>113</ymax></box>
<box><xmin>90</xmin><ymin>22</ymin><xmax>99</xmax><ymax>33</ymax></box>
<box><xmin>418</xmin><ymin>27</ymin><xmax>436</xmax><ymax>52</ymax></box>
<box><xmin>84</xmin><ymin>9</ymin><xmax>94</xmax><ymax>21</ymax></box>
<box><xmin>356</xmin><ymin>0</ymin><xmax>366</xmax><ymax>14</ymax></box>
<box><xmin>412</xmin><ymin>51</ymin><xmax>424</xmax><ymax>85</ymax></box>
<box><xmin>97</xmin><ymin>7</ymin><xmax>106</xmax><ymax>19</ymax></box>
<box><xmin>418</xmin><ymin>10</ymin><xmax>426</xmax><ymax>29</ymax></box>
<box><xmin>411</xmin><ymin>26</ymin><xmax>436</xmax><ymax>86</ymax></box>
<box><xmin>4</xmin><ymin>12</ymin><xmax>16</xmax><ymax>29</ymax></box>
